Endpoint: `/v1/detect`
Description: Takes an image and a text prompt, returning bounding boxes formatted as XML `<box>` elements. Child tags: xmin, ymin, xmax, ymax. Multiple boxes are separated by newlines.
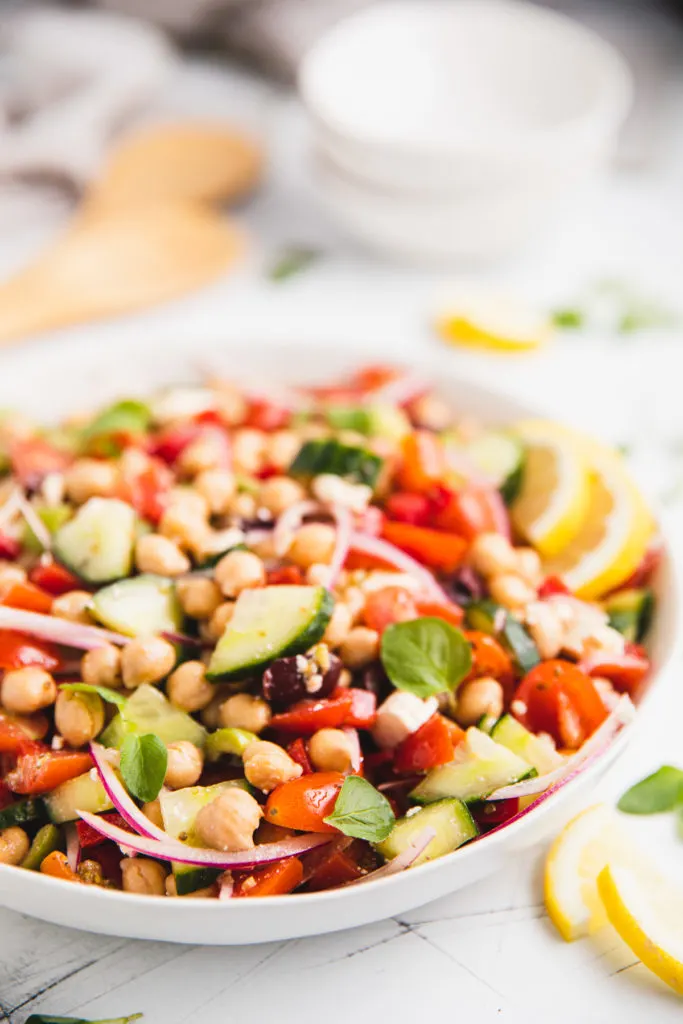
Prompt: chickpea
<box><xmin>232</xmin><ymin>428</ymin><xmax>266</xmax><ymax>476</ymax></box>
<box><xmin>243</xmin><ymin>740</ymin><xmax>303</xmax><ymax>793</ymax></box>
<box><xmin>227</xmin><ymin>491</ymin><xmax>258</xmax><ymax>520</ymax></box>
<box><xmin>0</xmin><ymin>826</ymin><xmax>30</xmax><ymax>865</ymax></box>
<box><xmin>323</xmin><ymin>602</ymin><xmax>353</xmax><ymax>649</ymax></box>
<box><xmin>267</xmin><ymin>430</ymin><xmax>300</xmax><ymax>469</ymax></box>
<box><xmin>167</xmin><ymin>660</ymin><xmax>214</xmax><ymax>712</ymax></box>
<box><xmin>176</xmin><ymin>577</ymin><xmax>222</xmax><ymax>620</ymax></box>
<box><xmin>309</xmin><ymin>728</ymin><xmax>355</xmax><ymax>773</ymax></box>
<box><xmin>121</xmin><ymin>636</ymin><xmax>176</xmax><ymax>689</ymax></box>
<box><xmin>214</xmin><ymin>550</ymin><xmax>265</xmax><ymax>598</ymax></box>
<box><xmin>164</xmin><ymin>741</ymin><xmax>204</xmax><ymax>789</ymax></box>
<box><xmin>339</xmin><ymin>626</ymin><xmax>380</xmax><ymax>669</ymax></box>
<box><xmin>194</xmin><ymin>788</ymin><xmax>263</xmax><ymax>852</ymax></box>
<box><xmin>341</xmin><ymin>585</ymin><xmax>366</xmax><ymax>624</ymax></box>
<box><xmin>54</xmin><ymin>690</ymin><xmax>105</xmax><ymax>748</ymax></box>
<box><xmin>213</xmin><ymin>382</ymin><xmax>247</xmax><ymax>425</ymax></box>
<box><xmin>194</xmin><ymin>468</ymin><xmax>236</xmax><ymax>515</ymax></box>
<box><xmin>206</xmin><ymin>601</ymin><xmax>236</xmax><ymax>641</ymax></box>
<box><xmin>258</xmin><ymin>476</ymin><xmax>306</xmax><ymax>517</ymax></box>
<box><xmin>1</xmin><ymin>667</ymin><xmax>57</xmax><ymax>715</ymax></box>
<box><xmin>0</xmin><ymin>563</ymin><xmax>27</xmax><ymax>586</ymax></box>
<box><xmin>489</xmin><ymin>573</ymin><xmax>537</xmax><ymax>611</ymax></box>
<box><xmin>121</xmin><ymin>857</ymin><xmax>167</xmax><ymax>896</ymax></box>
<box><xmin>165</xmin><ymin>488</ymin><xmax>210</xmax><ymax>520</ymax></box>
<box><xmin>219</xmin><ymin>693</ymin><xmax>271</xmax><ymax>734</ymax></box>
<box><xmin>81</xmin><ymin>644</ymin><xmax>122</xmax><ymax>689</ymax></box>
<box><xmin>409</xmin><ymin>393</ymin><xmax>453</xmax><ymax>431</ymax></box>
<box><xmin>178</xmin><ymin>435</ymin><xmax>226</xmax><ymax>477</ymax></box>
<box><xmin>159</xmin><ymin>504</ymin><xmax>209</xmax><ymax>555</ymax></box>
<box><xmin>469</xmin><ymin>533</ymin><xmax>518</xmax><ymax>578</ymax></box>
<box><xmin>515</xmin><ymin>547</ymin><xmax>543</xmax><ymax>587</ymax></box>
<box><xmin>142</xmin><ymin>799</ymin><xmax>164</xmax><ymax>829</ymax></box>
<box><xmin>200</xmin><ymin>685</ymin><xmax>233</xmax><ymax>730</ymax></box>
<box><xmin>287</xmin><ymin>523</ymin><xmax>336</xmax><ymax>569</ymax></box>
<box><xmin>135</xmin><ymin>534</ymin><xmax>190</xmax><ymax>577</ymax></box>
<box><xmin>525</xmin><ymin>602</ymin><xmax>564</xmax><ymax>660</ymax></box>
<box><xmin>51</xmin><ymin>590</ymin><xmax>93</xmax><ymax>624</ymax></box>
<box><xmin>455</xmin><ymin>677</ymin><xmax>504</xmax><ymax>728</ymax></box>
<box><xmin>64</xmin><ymin>458</ymin><xmax>118</xmax><ymax>504</ymax></box>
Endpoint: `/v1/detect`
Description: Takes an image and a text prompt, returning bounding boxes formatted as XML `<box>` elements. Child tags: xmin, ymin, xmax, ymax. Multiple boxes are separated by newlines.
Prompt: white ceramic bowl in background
<box><xmin>0</xmin><ymin>336</ymin><xmax>675</xmax><ymax>945</ymax></box>
<box><xmin>299</xmin><ymin>0</ymin><xmax>633</xmax><ymax>262</ymax></box>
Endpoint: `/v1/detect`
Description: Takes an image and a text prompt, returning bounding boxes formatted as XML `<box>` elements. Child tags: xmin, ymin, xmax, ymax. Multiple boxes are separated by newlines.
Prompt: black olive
<box><xmin>443</xmin><ymin>565</ymin><xmax>484</xmax><ymax>606</ymax></box>
<box><xmin>355</xmin><ymin>662</ymin><xmax>392</xmax><ymax>703</ymax></box>
<box><xmin>262</xmin><ymin>652</ymin><xmax>342</xmax><ymax>709</ymax></box>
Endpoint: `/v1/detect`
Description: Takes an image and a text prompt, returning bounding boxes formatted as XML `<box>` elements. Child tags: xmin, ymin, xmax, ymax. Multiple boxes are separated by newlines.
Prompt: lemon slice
<box><xmin>511</xmin><ymin>420</ymin><xmax>591</xmax><ymax>558</ymax></box>
<box><xmin>543</xmin><ymin>438</ymin><xmax>654</xmax><ymax>600</ymax></box>
<box><xmin>545</xmin><ymin>804</ymin><xmax>632</xmax><ymax>941</ymax></box>
<box><xmin>598</xmin><ymin>863</ymin><xmax>683</xmax><ymax>995</ymax></box>
<box><xmin>435</xmin><ymin>287</ymin><xmax>553</xmax><ymax>353</ymax></box>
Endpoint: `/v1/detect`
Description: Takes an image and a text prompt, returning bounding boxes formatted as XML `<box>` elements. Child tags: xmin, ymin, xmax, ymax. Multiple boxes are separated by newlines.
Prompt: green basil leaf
<box><xmin>381</xmin><ymin>617</ymin><xmax>472</xmax><ymax>698</ymax></box>
<box><xmin>325</xmin><ymin>407</ymin><xmax>371</xmax><ymax>434</ymax></box>
<box><xmin>323</xmin><ymin>776</ymin><xmax>395</xmax><ymax>842</ymax></box>
<box><xmin>268</xmin><ymin>246</ymin><xmax>321</xmax><ymax>282</ymax></box>
<box><xmin>617</xmin><ymin>766</ymin><xmax>683</xmax><ymax>814</ymax></box>
<box><xmin>120</xmin><ymin>733</ymin><xmax>167</xmax><ymax>803</ymax></box>
<box><xmin>82</xmin><ymin>399</ymin><xmax>151</xmax><ymax>456</ymax></box>
<box><xmin>59</xmin><ymin>683</ymin><xmax>126</xmax><ymax>708</ymax></box>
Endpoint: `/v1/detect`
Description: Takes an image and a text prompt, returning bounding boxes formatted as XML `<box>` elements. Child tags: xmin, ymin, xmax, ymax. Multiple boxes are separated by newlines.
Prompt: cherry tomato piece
<box><xmin>393</xmin><ymin>714</ymin><xmax>456</xmax><ymax>774</ymax></box>
<box><xmin>264</xmin><ymin>772</ymin><xmax>346</xmax><ymax>833</ymax></box>
<box><xmin>363</xmin><ymin>587</ymin><xmax>418</xmax><ymax>633</ymax></box>
<box><xmin>415</xmin><ymin>600</ymin><xmax>464</xmax><ymax>627</ymax></box>
<box><xmin>514</xmin><ymin>660</ymin><xmax>607</xmax><ymax>750</ymax></box>
<box><xmin>234</xmin><ymin>857</ymin><xmax>304</xmax><ymax>897</ymax></box>
<box><xmin>0</xmin><ymin>631</ymin><xmax>62</xmax><ymax>672</ymax></box>
<box><xmin>385</xmin><ymin>492</ymin><xmax>432</xmax><ymax>526</ymax></box>
<box><xmin>464</xmin><ymin>630</ymin><xmax>515</xmax><ymax>690</ymax></box>
<box><xmin>433</xmin><ymin>487</ymin><xmax>510</xmax><ymax>540</ymax></box>
<box><xmin>29</xmin><ymin>559</ymin><xmax>82</xmax><ymax>596</ymax></box>
<box><xmin>286</xmin><ymin>737</ymin><xmax>313</xmax><ymax>775</ymax></box>
<box><xmin>6</xmin><ymin>750</ymin><xmax>93</xmax><ymax>795</ymax></box>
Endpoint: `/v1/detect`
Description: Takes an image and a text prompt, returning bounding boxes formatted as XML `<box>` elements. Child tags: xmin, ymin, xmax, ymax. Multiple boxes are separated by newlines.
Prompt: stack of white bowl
<box><xmin>299</xmin><ymin>0</ymin><xmax>633</xmax><ymax>264</ymax></box>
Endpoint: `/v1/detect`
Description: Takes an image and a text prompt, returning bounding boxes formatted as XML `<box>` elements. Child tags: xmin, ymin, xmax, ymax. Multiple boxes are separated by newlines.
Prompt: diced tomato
<box><xmin>118</xmin><ymin>455</ymin><xmax>173</xmax><ymax>525</ymax></box>
<box><xmin>267</xmin><ymin>566</ymin><xmax>305</xmax><ymax>586</ymax></box>
<box><xmin>147</xmin><ymin>423</ymin><xmax>202</xmax><ymax>464</ymax></box>
<box><xmin>76</xmin><ymin>812</ymin><xmax>131</xmax><ymax>849</ymax></box>
<box><xmin>433</xmin><ymin>486</ymin><xmax>510</xmax><ymax>540</ymax></box>
<box><xmin>9</xmin><ymin>439</ymin><xmax>71</xmax><ymax>489</ymax></box>
<box><xmin>382</xmin><ymin>521</ymin><xmax>467</xmax><ymax>573</ymax></box>
<box><xmin>40</xmin><ymin>850</ymin><xmax>79</xmax><ymax>881</ymax></box>
<box><xmin>538</xmin><ymin>575</ymin><xmax>571</xmax><ymax>599</ymax></box>
<box><xmin>0</xmin><ymin>534</ymin><xmax>20</xmax><ymax>560</ymax></box>
<box><xmin>0</xmin><ymin>579</ymin><xmax>53</xmax><ymax>613</ymax></box>
<box><xmin>270</xmin><ymin>689</ymin><xmax>376</xmax><ymax>735</ymax></box>
<box><xmin>234</xmin><ymin>857</ymin><xmax>303</xmax><ymax>897</ymax></box>
<box><xmin>286</xmin><ymin>737</ymin><xmax>313</xmax><ymax>775</ymax></box>
<box><xmin>580</xmin><ymin>644</ymin><xmax>650</xmax><ymax>695</ymax></box>
<box><xmin>415</xmin><ymin>600</ymin><xmax>464</xmax><ymax>627</ymax></box>
<box><xmin>354</xmin><ymin>505</ymin><xmax>385</xmax><ymax>537</ymax></box>
<box><xmin>29</xmin><ymin>559</ymin><xmax>81</xmax><ymax>596</ymax></box>
<box><xmin>398</xmin><ymin>431</ymin><xmax>448</xmax><ymax>493</ymax></box>
<box><xmin>0</xmin><ymin>713</ymin><xmax>47</xmax><ymax>755</ymax></box>
<box><xmin>393</xmin><ymin>714</ymin><xmax>456</xmax><ymax>774</ymax></box>
<box><xmin>464</xmin><ymin>630</ymin><xmax>515</xmax><ymax>690</ymax></box>
<box><xmin>363</xmin><ymin>586</ymin><xmax>418</xmax><ymax>633</ymax></box>
<box><xmin>265</xmin><ymin>772</ymin><xmax>346</xmax><ymax>833</ymax></box>
<box><xmin>0</xmin><ymin>631</ymin><xmax>61</xmax><ymax>672</ymax></box>
<box><xmin>6</xmin><ymin>750</ymin><xmax>93</xmax><ymax>795</ymax></box>
<box><xmin>440</xmin><ymin>715</ymin><xmax>467</xmax><ymax>748</ymax></box>
<box><xmin>244</xmin><ymin>399</ymin><xmax>291</xmax><ymax>432</ymax></box>
<box><xmin>385</xmin><ymin>491</ymin><xmax>432</xmax><ymax>526</ymax></box>
<box><xmin>514</xmin><ymin>660</ymin><xmax>607</xmax><ymax>750</ymax></box>
<box><xmin>305</xmin><ymin>843</ymin><xmax>366</xmax><ymax>891</ymax></box>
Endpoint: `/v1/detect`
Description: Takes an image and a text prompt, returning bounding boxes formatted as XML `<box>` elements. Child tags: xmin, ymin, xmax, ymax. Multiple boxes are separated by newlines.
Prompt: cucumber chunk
<box><xmin>100</xmin><ymin>684</ymin><xmax>207</xmax><ymax>750</ymax></box>
<box><xmin>43</xmin><ymin>771</ymin><xmax>113</xmax><ymax>824</ymax></box>
<box><xmin>54</xmin><ymin>498</ymin><xmax>136</xmax><ymax>583</ymax></box>
<box><xmin>290</xmin><ymin>439</ymin><xmax>383</xmax><ymax>488</ymax></box>
<box><xmin>0</xmin><ymin>797</ymin><xmax>46</xmax><ymax>830</ymax></box>
<box><xmin>445</xmin><ymin>430</ymin><xmax>526</xmax><ymax>504</ymax></box>
<box><xmin>90</xmin><ymin>573</ymin><xmax>184</xmax><ymax>638</ymax></box>
<box><xmin>160</xmin><ymin>780</ymin><xmax>252</xmax><ymax>894</ymax></box>
<box><xmin>326</xmin><ymin>405</ymin><xmax>410</xmax><ymax>442</ymax></box>
<box><xmin>22</xmin><ymin>503</ymin><xmax>72</xmax><ymax>554</ymax></box>
<box><xmin>410</xmin><ymin>728</ymin><xmax>536</xmax><ymax>805</ymax></box>
<box><xmin>21</xmin><ymin>823</ymin><xmax>62</xmax><ymax>870</ymax></box>
<box><xmin>491</xmin><ymin>714</ymin><xmax>563</xmax><ymax>775</ymax></box>
<box><xmin>375</xmin><ymin>799</ymin><xmax>478</xmax><ymax>864</ymax></box>
<box><xmin>205</xmin><ymin>727</ymin><xmax>257</xmax><ymax>762</ymax></box>
<box><xmin>207</xmin><ymin>585</ymin><xmax>333</xmax><ymax>681</ymax></box>
<box><xmin>466</xmin><ymin>601</ymin><xmax>541</xmax><ymax>674</ymax></box>
<box><xmin>605</xmin><ymin>588</ymin><xmax>654</xmax><ymax>643</ymax></box>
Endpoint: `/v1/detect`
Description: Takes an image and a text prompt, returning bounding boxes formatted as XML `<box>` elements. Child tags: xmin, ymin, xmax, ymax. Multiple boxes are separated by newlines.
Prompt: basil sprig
<box><xmin>380</xmin><ymin>617</ymin><xmax>472</xmax><ymax>699</ymax></box>
<box><xmin>59</xmin><ymin>683</ymin><xmax>126</xmax><ymax>708</ymax></box>
<box><xmin>120</xmin><ymin>733</ymin><xmax>167</xmax><ymax>803</ymax></box>
<box><xmin>324</xmin><ymin>776</ymin><xmax>395</xmax><ymax>843</ymax></box>
<box><xmin>618</xmin><ymin>766</ymin><xmax>683</xmax><ymax>815</ymax></box>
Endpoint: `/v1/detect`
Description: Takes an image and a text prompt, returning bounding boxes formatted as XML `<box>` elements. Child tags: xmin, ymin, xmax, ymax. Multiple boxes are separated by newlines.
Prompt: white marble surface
<box><xmin>2</xmin><ymin>33</ymin><xmax>683</xmax><ymax>1023</ymax></box>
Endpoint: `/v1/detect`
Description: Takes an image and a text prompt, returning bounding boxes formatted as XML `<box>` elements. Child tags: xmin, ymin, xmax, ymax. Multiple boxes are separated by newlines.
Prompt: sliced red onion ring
<box><xmin>15</xmin><ymin>491</ymin><xmax>52</xmax><ymax>551</ymax></box>
<box><xmin>65</xmin><ymin>823</ymin><xmax>81</xmax><ymax>872</ymax></box>
<box><xmin>273</xmin><ymin>500</ymin><xmax>320</xmax><ymax>557</ymax></box>
<box><xmin>161</xmin><ymin>629</ymin><xmax>205</xmax><ymax>649</ymax></box>
<box><xmin>343</xmin><ymin>827</ymin><xmax>437</xmax><ymax>886</ymax></box>
<box><xmin>0</xmin><ymin>606</ymin><xmax>128</xmax><ymax>649</ymax></box>
<box><xmin>349</xmin><ymin>532</ymin><xmax>449</xmax><ymax>602</ymax></box>
<box><xmin>488</xmin><ymin>695</ymin><xmax>636</xmax><ymax>800</ymax></box>
<box><xmin>369</xmin><ymin>374</ymin><xmax>428</xmax><ymax>408</ymax></box>
<box><xmin>327</xmin><ymin>504</ymin><xmax>352</xmax><ymax>588</ymax></box>
<box><xmin>89</xmin><ymin>742</ymin><xmax>168</xmax><ymax>841</ymax></box>
<box><xmin>219</xmin><ymin>871</ymin><xmax>234</xmax><ymax>900</ymax></box>
<box><xmin>76</xmin><ymin>810</ymin><xmax>333</xmax><ymax>869</ymax></box>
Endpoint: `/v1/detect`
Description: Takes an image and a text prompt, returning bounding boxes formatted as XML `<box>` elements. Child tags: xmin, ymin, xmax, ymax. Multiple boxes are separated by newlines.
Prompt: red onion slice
<box><xmin>76</xmin><ymin>811</ymin><xmax>333</xmax><ymax>869</ymax></box>
<box><xmin>0</xmin><ymin>606</ymin><xmax>128</xmax><ymax>649</ymax></box>
<box><xmin>327</xmin><ymin>504</ymin><xmax>352</xmax><ymax>588</ymax></box>
<box><xmin>273</xmin><ymin>500</ymin><xmax>320</xmax><ymax>557</ymax></box>
<box><xmin>16</xmin><ymin>491</ymin><xmax>52</xmax><ymax>551</ymax></box>
<box><xmin>89</xmin><ymin>742</ymin><xmax>168</xmax><ymax>841</ymax></box>
<box><xmin>344</xmin><ymin>827</ymin><xmax>437</xmax><ymax>886</ymax></box>
<box><xmin>349</xmin><ymin>532</ymin><xmax>449</xmax><ymax>602</ymax></box>
<box><xmin>65</xmin><ymin>823</ymin><xmax>81</xmax><ymax>872</ymax></box>
<box><xmin>488</xmin><ymin>695</ymin><xmax>635</xmax><ymax>801</ymax></box>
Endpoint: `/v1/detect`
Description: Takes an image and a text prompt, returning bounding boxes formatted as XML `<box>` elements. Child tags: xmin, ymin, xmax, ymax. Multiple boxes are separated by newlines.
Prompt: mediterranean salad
<box><xmin>0</xmin><ymin>365</ymin><xmax>657</xmax><ymax>898</ymax></box>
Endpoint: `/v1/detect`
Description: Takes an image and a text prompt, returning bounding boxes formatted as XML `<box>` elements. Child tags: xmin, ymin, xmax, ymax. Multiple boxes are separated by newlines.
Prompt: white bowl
<box><xmin>300</xmin><ymin>0</ymin><xmax>632</xmax><ymax>260</ymax></box>
<box><xmin>0</xmin><ymin>337</ymin><xmax>675</xmax><ymax>945</ymax></box>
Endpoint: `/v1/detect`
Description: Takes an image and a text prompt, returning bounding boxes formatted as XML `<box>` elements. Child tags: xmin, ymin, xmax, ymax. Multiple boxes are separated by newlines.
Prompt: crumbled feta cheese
<box><xmin>41</xmin><ymin>472</ymin><xmax>65</xmax><ymax>507</ymax></box>
<box><xmin>372</xmin><ymin>691</ymin><xmax>438</xmax><ymax>749</ymax></box>
<box><xmin>51</xmin><ymin>735</ymin><xmax>65</xmax><ymax>751</ymax></box>
<box><xmin>360</xmin><ymin>572</ymin><xmax>423</xmax><ymax>594</ymax></box>
<box><xmin>151</xmin><ymin>387</ymin><xmax>216</xmax><ymax>425</ymax></box>
<box><xmin>312</xmin><ymin>474</ymin><xmax>372</xmax><ymax>513</ymax></box>
<box><xmin>541</xmin><ymin>596</ymin><xmax>625</xmax><ymax>660</ymax></box>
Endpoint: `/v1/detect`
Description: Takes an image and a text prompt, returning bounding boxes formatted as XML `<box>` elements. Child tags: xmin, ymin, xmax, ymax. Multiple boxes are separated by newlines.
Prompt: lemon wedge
<box><xmin>544</xmin><ymin>804</ymin><xmax>632</xmax><ymax>941</ymax></box>
<box><xmin>598</xmin><ymin>863</ymin><xmax>683</xmax><ymax>995</ymax></box>
<box><xmin>511</xmin><ymin>420</ymin><xmax>591</xmax><ymax>558</ymax></box>
<box><xmin>435</xmin><ymin>287</ymin><xmax>553</xmax><ymax>353</ymax></box>
<box><xmin>543</xmin><ymin>437</ymin><xmax>654</xmax><ymax>600</ymax></box>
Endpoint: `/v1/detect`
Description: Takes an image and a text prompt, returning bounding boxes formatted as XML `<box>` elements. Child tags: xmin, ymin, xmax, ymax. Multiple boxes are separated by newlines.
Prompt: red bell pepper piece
<box><xmin>0</xmin><ymin>631</ymin><xmax>61</xmax><ymax>672</ymax></box>
<box><xmin>415</xmin><ymin>600</ymin><xmax>464</xmax><ymax>627</ymax></box>
<box><xmin>382</xmin><ymin>521</ymin><xmax>467</xmax><ymax>573</ymax></box>
<box><xmin>385</xmin><ymin>491</ymin><xmax>432</xmax><ymax>526</ymax></box>
<box><xmin>244</xmin><ymin>399</ymin><xmax>291</xmax><ymax>432</ymax></box>
<box><xmin>6</xmin><ymin>750</ymin><xmax>93</xmax><ymax>795</ymax></box>
<box><xmin>147</xmin><ymin>423</ymin><xmax>202</xmax><ymax>464</ymax></box>
<box><xmin>118</xmin><ymin>455</ymin><xmax>173</xmax><ymax>525</ymax></box>
<box><xmin>0</xmin><ymin>713</ymin><xmax>47</xmax><ymax>755</ymax></box>
<box><xmin>76</xmin><ymin>812</ymin><xmax>131</xmax><ymax>849</ymax></box>
<box><xmin>286</xmin><ymin>737</ymin><xmax>313</xmax><ymax>775</ymax></box>
<box><xmin>363</xmin><ymin>586</ymin><xmax>418</xmax><ymax>633</ymax></box>
<box><xmin>234</xmin><ymin>857</ymin><xmax>304</xmax><ymax>897</ymax></box>
<box><xmin>393</xmin><ymin>714</ymin><xmax>458</xmax><ymax>774</ymax></box>
<box><xmin>398</xmin><ymin>431</ymin><xmax>448</xmax><ymax>493</ymax></box>
<box><xmin>538</xmin><ymin>576</ymin><xmax>571</xmax><ymax>599</ymax></box>
<box><xmin>29</xmin><ymin>559</ymin><xmax>81</xmax><ymax>596</ymax></box>
<box><xmin>267</xmin><ymin>566</ymin><xmax>306</xmax><ymax>586</ymax></box>
<box><xmin>0</xmin><ymin>579</ymin><xmax>53</xmax><ymax>613</ymax></box>
<box><xmin>270</xmin><ymin>689</ymin><xmax>376</xmax><ymax>735</ymax></box>
<box><xmin>9</xmin><ymin>439</ymin><xmax>71</xmax><ymax>489</ymax></box>
<box><xmin>265</xmin><ymin>772</ymin><xmax>345</xmax><ymax>833</ymax></box>
<box><xmin>432</xmin><ymin>486</ymin><xmax>510</xmax><ymax>540</ymax></box>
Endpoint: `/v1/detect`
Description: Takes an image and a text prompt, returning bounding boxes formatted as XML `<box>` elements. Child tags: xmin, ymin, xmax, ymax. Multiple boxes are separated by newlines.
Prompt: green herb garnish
<box><xmin>268</xmin><ymin>247</ymin><xmax>321</xmax><ymax>282</ymax></box>
<box><xmin>323</xmin><ymin>776</ymin><xmax>395</xmax><ymax>842</ymax></box>
<box><xmin>120</xmin><ymin>733</ymin><xmax>167</xmax><ymax>803</ymax></box>
<box><xmin>618</xmin><ymin>766</ymin><xmax>683</xmax><ymax>815</ymax></box>
<box><xmin>380</xmin><ymin>617</ymin><xmax>472</xmax><ymax>698</ymax></box>
<box><xmin>59</xmin><ymin>683</ymin><xmax>127</xmax><ymax>708</ymax></box>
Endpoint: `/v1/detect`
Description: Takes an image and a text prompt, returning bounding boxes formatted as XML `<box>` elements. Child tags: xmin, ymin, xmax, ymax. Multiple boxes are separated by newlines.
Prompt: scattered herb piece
<box><xmin>59</xmin><ymin>683</ymin><xmax>126</xmax><ymax>708</ymax></box>
<box><xmin>120</xmin><ymin>733</ymin><xmax>167</xmax><ymax>803</ymax></box>
<box><xmin>381</xmin><ymin>617</ymin><xmax>472</xmax><ymax>698</ymax></box>
<box><xmin>617</xmin><ymin>766</ymin><xmax>683</xmax><ymax>815</ymax></box>
<box><xmin>323</xmin><ymin>775</ymin><xmax>395</xmax><ymax>842</ymax></box>
<box><xmin>552</xmin><ymin>308</ymin><xmax>584</xmax><ymax>329</ymax></box>
<box><xmin>268</xmin><ymin>247</ymin><xmax>321</xmax><ymax>282</ymax></box>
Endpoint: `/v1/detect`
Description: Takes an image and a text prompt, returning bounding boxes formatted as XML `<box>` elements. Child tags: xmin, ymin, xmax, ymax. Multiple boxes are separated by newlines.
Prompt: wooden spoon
<box><xmin>0</xmin><ymin>203</ymin><xmax>243</xmax><ymax>343</ymax></box>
